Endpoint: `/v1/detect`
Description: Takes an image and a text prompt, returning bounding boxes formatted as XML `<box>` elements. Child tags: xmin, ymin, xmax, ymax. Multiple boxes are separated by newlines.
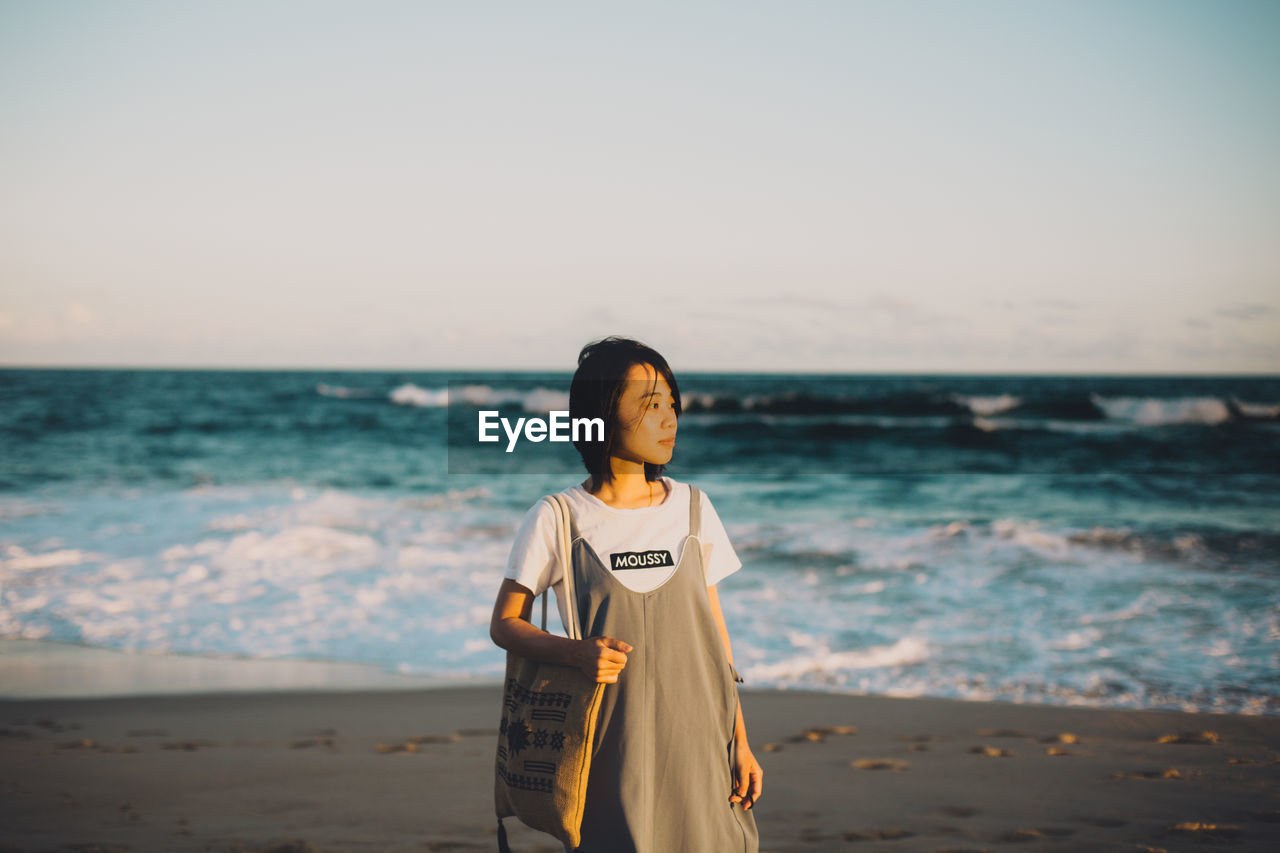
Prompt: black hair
<box><xmin>569</xmin><ymin>336</ymin><xmax>682</xmax><ymax>492</ymax></box>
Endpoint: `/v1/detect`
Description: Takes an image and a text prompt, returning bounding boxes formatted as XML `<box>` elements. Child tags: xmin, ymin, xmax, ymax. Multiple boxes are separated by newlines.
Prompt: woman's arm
<box><xmin>706</xmin><ymin>583</ymin><xmax>764</xmax><ymax>809</ymax></box>
<box><xmin>490</xmin><ymin>578</ymin><xmax>632</xmax><ymax>682</ymax></box>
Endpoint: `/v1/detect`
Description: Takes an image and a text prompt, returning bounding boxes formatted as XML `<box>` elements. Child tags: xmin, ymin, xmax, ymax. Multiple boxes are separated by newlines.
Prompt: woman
<box><xmin>490</xmin><ymin>336</ymin><xmax>762</xmax><ymax>853</ymax></box>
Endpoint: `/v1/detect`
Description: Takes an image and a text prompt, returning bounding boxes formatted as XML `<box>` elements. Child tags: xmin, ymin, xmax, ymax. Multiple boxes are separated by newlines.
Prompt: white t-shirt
<box><xmin>504</xmin><ymin>477</ymin><xmax>742</xmax><ymax>631</ymax></box>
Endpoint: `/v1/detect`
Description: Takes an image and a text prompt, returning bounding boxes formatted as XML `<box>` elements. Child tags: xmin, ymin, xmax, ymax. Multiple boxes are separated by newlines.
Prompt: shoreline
<box><xmin>0</xmin><ymin>638</ymin><xmax>487</xmax><ymax>701</ymax></box>
<box><xmin>4</xmin><ymin>638</ymin><xmax>1275</xmax><ymax>720</ymax></box>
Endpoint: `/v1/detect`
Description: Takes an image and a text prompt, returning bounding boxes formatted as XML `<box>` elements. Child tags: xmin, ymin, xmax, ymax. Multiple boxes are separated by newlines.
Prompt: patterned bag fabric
<box><xmin>495</xmin><ymin>493</ymin><xmax>605</xmax><ymax>852</ymax></box>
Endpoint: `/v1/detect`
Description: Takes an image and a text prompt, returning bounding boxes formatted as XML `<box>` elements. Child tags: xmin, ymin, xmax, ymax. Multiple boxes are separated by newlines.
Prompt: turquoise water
<box><xmin>1</xmin><ymin>368</ymin><xmax>1277</xmax><ymax>714</ymax></box>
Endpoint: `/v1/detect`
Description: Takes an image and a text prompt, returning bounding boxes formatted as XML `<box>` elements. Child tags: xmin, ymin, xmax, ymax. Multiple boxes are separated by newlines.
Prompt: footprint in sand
<box><xmin>786</xmin><ymin>730</ymin><xmax>824</xmax><ymax>743</ymax></box>
<box><xmin>1156</xmin><ymin>730</ymin><xmax>1220</xmax><ymax>745</ymax></box>
<box><xmin>968</xmin><ymin>745</ymin><xmax>1014</xmax><ymax>757</ymax></box>
<box><xmin>974</xmin><ymin>727</ymin><xmax>1028</xmax><ymax>738</ymax></box>
<box><xmin>851</xmin><ymin>758</ymin><xmax>909</xmax><ymax>771</ymax></box>
<box><xmin>1112</xmin><ymin>768</ymin><xmax>1186</xmax><ymax>780</ymax></box>
<box><xmin>786</xmin><ymin>724</ymin><xmax>857</xmax><ymax>743</ymax></box>
<box><xmin>991</xmin><ymin>827</ymin><xmax>1075</xmax><ymax>843</ymax></box>
<box><xmin>289</xmin><ymin>736</ymin><xmax>336</xmax><ymax>749</ymax></box>
<box><xmin>376</xmin><ymin>733</ymin><xmax>462</xmax><ymax>753</ymax></box>
<box><xmin>375</xmin><ymin>742</ymin><xmax>414</xmax><ymax>753</ymax></box>
<box><xmin>898</xmin><ymin>734</ymin><xmax>934</xmax><ymax>751</ymax></box>
<box><xmin>997</xmin><ymin>830</ymin><xmax>1042</xmax><ymax>842</ymax></box>
<box><xmin>407</xmin><ymin>733</ymin><xmax>463</xmax><ymax>744</ymax></box>
<box><xmin>1036</xmin><ymin>732</ymin><xmax>1079</xmax><ymax>744</ymax></box>
<box><xmin>1161</xmin><ymin>821</ymin><xmax>1244</xmax><ymax>842</ymax></box>
<box><xmin>56</xmin><ymin>738</ymin><xmax>98</xmax><ymax>750</ymax></box>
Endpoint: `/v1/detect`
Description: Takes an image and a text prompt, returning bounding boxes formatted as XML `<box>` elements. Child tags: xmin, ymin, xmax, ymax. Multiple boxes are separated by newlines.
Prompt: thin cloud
<box><xmin>982</xmin><ymin>298</ymin><xmax>1083</xmax><ymax>311</ymax></box>
<box><xmin>1214</xmin><ymin>303</ymin><xmax>1275</xmax><ymax>320</ymax></box>
<box><xmin>736</xmin><ymin>292</ymin><xmax>946</xmax><ymax>325</ymax></box>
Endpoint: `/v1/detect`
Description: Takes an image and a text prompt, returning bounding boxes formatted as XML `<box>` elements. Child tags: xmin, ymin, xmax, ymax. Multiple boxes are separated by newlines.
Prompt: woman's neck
<box><xmin>584</xmin><ymin>473</ymin><xmax>666</xmax><ymax>509</ymax></box>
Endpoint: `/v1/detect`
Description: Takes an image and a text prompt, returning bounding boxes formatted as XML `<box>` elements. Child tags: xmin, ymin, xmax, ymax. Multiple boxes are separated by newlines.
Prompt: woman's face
<box><xmin>611</xmin><ymin>362</ymin><xmax>678</xmax><ymax>466</ymax></box>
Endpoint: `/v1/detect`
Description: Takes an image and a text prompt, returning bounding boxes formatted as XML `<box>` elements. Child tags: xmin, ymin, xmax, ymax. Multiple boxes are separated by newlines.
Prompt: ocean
<box><xmin>1</xmin><ymin>368</ymin><xmax>1277</xmax><ymax>715</ymax></box>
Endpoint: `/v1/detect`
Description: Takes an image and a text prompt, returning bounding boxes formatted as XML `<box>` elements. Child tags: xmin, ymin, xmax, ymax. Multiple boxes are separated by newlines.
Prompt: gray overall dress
<box><xmin>564</xmin><ymin>485</ymin><xmax>760</xmax><ymax>853</ymax></box>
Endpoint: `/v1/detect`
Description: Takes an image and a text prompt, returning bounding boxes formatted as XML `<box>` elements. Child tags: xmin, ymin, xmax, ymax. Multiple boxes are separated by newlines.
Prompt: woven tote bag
<box><xmin>495</xmin><ymin>493</ymin><xmax>605</xmax><ymax>852</ymax></box>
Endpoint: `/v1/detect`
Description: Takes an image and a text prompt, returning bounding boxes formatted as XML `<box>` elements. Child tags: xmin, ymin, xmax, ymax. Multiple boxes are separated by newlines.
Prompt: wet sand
<box><xmin>2</xmin><ymin>684</ymin><xmax>1278</xmax><ymax>852</ymax></box>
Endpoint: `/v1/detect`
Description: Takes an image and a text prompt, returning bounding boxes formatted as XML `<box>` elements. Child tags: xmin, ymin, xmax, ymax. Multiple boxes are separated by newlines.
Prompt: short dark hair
<box><xmin>570</xmin><ymin>336</ymin><xmax>682</xmax><ymax>491</ymax></box>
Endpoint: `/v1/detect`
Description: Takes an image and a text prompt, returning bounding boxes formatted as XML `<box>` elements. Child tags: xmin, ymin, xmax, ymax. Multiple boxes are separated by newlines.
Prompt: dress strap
<box><xmin>688</xmin><ymin>484</ymin><xmax>701</xmax><ymax>538</ymax></box>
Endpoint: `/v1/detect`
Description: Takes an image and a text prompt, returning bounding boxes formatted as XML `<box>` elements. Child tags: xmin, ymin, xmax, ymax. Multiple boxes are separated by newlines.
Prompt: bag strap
<box><xmin>688</xmin><ymin>484</ymin><xmax>701</xmax><ymax>538</ymax></box>
<box><xmin>537</xmin><ymin>498</ymin><xmax>552</xmax><ymax>633</ymax></box>
<box><xmin>539</xmin><ymin>494</ymin><xmax>581</xmax><ymax>640</ymax></box>
<box><xmin>552</xmin><ymin>493</ymin><xmax>581</xmax><ymax>640</ymax></box>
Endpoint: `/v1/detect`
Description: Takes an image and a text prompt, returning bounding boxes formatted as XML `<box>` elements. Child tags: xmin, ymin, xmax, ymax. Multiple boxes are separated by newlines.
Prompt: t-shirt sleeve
<box><xmin>504</xmin><ymin>498</ymin><xmax>563</xmax><ymax>596</ymax></box>
<box><xmin>699</xmin><ymin>490</ymin><xmax>743</xmax><ymax>586</ymax></box>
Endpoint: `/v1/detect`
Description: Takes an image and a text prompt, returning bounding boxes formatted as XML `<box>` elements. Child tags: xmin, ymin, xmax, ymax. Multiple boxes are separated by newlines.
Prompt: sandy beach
<box><xmin>2</xmin><ymin>673</ymin><xmax>1278</xmax><ymax>852</ymax></box>
<box><xmin>5</xmin><ymin>0</ymin><xmax>1279</xmax><ymax>850</ymax></box>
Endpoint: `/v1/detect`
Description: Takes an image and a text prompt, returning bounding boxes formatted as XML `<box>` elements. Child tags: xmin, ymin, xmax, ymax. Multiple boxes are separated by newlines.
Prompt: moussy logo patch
<box><xmin>611</xmin><ymin>550</ymin><xmax>675</xmax><ymax>571</ymax></box>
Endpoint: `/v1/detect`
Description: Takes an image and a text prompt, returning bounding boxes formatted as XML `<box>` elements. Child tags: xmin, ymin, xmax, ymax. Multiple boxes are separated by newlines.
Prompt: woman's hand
<box><xmin>729</xmin><ymin>741</ymin><xmax>763</xmax><ymax>810</ymax></box>
<box><xmin>573</xmin><ymin>636</ymin><xmax>633</xmax><ymax>683</ymax></box>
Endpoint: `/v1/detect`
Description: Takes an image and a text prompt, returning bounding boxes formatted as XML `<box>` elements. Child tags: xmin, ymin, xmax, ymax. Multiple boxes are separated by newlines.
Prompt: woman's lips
<box><xmin>658</xmin><ymin>438</ymin><xmax>675</xmax><ymax>446</ymax></box>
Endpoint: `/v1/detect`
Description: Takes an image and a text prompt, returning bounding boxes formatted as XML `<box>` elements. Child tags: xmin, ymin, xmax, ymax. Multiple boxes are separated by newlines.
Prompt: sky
<box><xmin>1</xmin><ymin>0</ymin><xmax>1278</xmax><ymax>374</ymax></box>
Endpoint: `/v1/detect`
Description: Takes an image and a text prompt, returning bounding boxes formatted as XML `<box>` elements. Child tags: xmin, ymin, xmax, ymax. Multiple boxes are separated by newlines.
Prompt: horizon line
<box><xmin>1</xmin><ymin>363</ymin><xmax>1277</xmax><ymax>380</ymax></box>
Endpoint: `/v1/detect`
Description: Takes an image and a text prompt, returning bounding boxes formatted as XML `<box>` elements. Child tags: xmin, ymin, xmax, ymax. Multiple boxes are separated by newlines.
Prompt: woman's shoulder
<box><xmin>664</xmin><ymin>476</ymin><xmax>705</xmax><ymax>501</ymax></box>
<box><xmin>516</xmin><ymin>494</ymin><xmax>558</xmax><ymax>526</ymax></box>
<box><xmin>677</xmin><ymin>481</ymin><xmax>731</xmax><ymax>521</ymax></box>
<box><xmin>665</xmin><ymin>478</ymin><xmax>718</xmax><ymax>518</ymax></box>
<box><xmin>555</xmin><ymin>481</ymin><xmax>587</xmax><ymax>503</ymax></box>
